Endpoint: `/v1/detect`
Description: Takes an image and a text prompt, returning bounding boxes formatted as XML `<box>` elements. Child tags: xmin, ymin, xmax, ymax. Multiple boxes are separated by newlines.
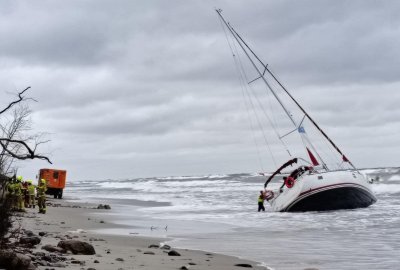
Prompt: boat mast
<box><xmin>230</xmin><ymin>27</ymin><xmax>356</xmax><ymax>170</ymax></box>
<box><xmin>216</xmin><ymin>9</ymin><xmax>332</xmax><ymax>169</ymax></box>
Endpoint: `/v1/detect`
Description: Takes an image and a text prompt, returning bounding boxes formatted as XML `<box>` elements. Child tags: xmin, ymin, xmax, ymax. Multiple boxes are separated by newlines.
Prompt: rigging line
<box><xmin>228</xmin><ymin>22</ymin><xmax>355</xmax><ymax>169</ymax></box>
<box><xmin>218</xmin><ymin>14</ymin><xmax>268</xmax><ymax>170</ymax></box>
<box><xmin>231</xmin><ymin>39</ymin><xmax>278</xmax><ymax>168</ymax></box>
<box><xmin>218</xmin><ymin>11</ymin><xmax>291</xmax><ymax>159</ymax></box>
<box><xmin>216</xmin><ymin>10</ymin><xmax>298</xmax><ymax>128</ymax></box>
<box><xmin>234</xmin><ymin>50</ymin><xmax>267</xmax><ymax>171</ymax></box>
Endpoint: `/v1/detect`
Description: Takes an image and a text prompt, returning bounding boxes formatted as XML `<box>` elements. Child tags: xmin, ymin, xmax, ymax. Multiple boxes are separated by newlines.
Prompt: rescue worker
<box><xmin>22</xmin><ymin>179</ymin><xmax>29</xmax><ymax>208</ymax></box>
<box><xmin>258</xmin><ymin>190</ymin><xmax>265</xmax><ymax>212</ymax></box>
<box><xmin>37</xmin><ymin>179</ymin><xmax>47</xmax><ymax>214</ymax></box>
<box><xmin>6</xmin><ymin>178</ymin><xmax>16</xmax><ymax>209</ymax></box>
<box><xmin>27</xmin><ymin>180</ymin><xmax>36</xmax><ymax>208</ymax></box>
<box><xmin>15</xmin><ymin>176</ymin><xmax>25</xmax><ymax>212</ymax></box>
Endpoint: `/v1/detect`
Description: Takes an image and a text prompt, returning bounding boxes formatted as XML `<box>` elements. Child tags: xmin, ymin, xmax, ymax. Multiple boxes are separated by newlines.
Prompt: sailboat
<box><xmin>216</xmin><ymin>9</ymin><xmax>377</xmax><ymax>212</ymax></box>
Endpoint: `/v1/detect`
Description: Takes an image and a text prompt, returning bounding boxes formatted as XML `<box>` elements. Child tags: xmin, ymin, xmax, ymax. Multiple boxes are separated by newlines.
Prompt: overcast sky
<box><xmin>1</xmin><ymin>0</ymin><xmax>400</xmax><ymax>181</ymax></box>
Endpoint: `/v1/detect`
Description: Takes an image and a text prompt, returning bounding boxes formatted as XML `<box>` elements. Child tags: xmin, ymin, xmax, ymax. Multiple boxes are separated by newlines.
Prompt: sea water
<box><xmin>66</xmin><ymin>168</ymin><xmax>400</xmax><ymax>270</ymax></box>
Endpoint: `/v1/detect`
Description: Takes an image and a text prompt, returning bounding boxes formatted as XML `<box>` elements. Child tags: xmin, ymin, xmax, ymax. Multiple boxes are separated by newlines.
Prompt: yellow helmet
<box><xmin>16</xmin><ymin>175</ymin><xmax>23</xmax><ymax>182</ymax></box>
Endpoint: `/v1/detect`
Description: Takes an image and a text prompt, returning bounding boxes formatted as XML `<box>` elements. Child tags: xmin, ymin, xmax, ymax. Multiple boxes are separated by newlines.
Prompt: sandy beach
<box><xmin>8</xmin><ymin>198</ymin><xmax>268</xmax><ymax>270</ymax></box>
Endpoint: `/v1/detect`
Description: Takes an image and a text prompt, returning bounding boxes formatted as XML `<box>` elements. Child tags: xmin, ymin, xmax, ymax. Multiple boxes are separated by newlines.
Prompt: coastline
<box><xmin>12</xmin><ymin>197</ymin><xmax>269</xmax><ymax>270</ymax></box>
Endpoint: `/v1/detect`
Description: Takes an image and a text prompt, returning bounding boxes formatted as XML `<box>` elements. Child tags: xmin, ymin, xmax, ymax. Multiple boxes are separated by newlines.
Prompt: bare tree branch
<box><xmin>0</xmin><ymin>87</ymin><xmax>31</xmax><ymax>115</ymax></box>
<box><xmin>0</xmin><ymin>138</ymin><xmax>52</xmax><ymax>164</ymax></box>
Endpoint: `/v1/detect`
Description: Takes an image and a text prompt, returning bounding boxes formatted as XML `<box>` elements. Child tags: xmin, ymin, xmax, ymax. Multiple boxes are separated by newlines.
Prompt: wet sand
<box><xmin>15</xmin><ymin>199</ymin><xmax>268</xmax><ymax>270</ymax></box>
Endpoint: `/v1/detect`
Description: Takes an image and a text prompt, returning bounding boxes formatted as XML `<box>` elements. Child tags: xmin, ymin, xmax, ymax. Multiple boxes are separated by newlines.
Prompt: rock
<box><xmin>34</xmin><ymin>252</ymin><xmax>46</xmax><ymax>257</ymax></box>
<box><xmin>180</xmin><ymin>266</ymin><xmax>189</xmax><ymax>270</ymax></box>
<box><xmin>57</xmin><ymin>240</ymin><xmax>96</xmax><ymax>255</ymax></box>
<box><xmin>11</xmin><ymin>253</ymin><xmax>33</xmax><ymax>269</ymax></box>
<box><xmin>39</xmin><ymin>232</ymin><xmax>47</xmax><ymax>237</ymax></box>
<box><xmin>234</xmin><ymin>263</ymin><xmax>253</xmax><ymax>268</ymax></box>
<box><xmin>160</xmin><ymin>244</ymin><xmax>171</xmax><ymax>250</ymax></box>
<box><xmin>168</xmin><ymin>250</ymin><xmax>181</xmax><ymax>256</ymax></box>
<box><xmin>20</xmin><ymin>236</ymin><xmax>41</xmax><ymax>246</ymax></box>
<box><xmin>94</xmin><ymin>260</ymin><xmax>99</xmax><ymax>263</ymax></box>
<box><xmin>42</xmin><ymin>244</ymin><xmax>65</xmax><ymax>253</ymax></box>
<box><xmin>143</xmin><ymin>251</ymin><xmax>155</xmax><ymax>255</ymax></box>
<box><xmin>87</xmin><ymin>268</ymin><xmax>96</xmax><ymax>270</ymax></box>
<box><xmin>24</xmin><ymin>230</ymin><xmax>34</xmax><ymax>236</ymax></box>
<box><xmin>104</xmin><ymin>204</ymin><xmax>111</xmax><ymax>209</ymax></box>
<box><xmin>188</xmin><ymin>262</ymin><xmax>197</xmax><ymax>265</ymax></box>
<box><xmin>148</xmin><ymin>244</ymin><xmax>159</xmax><ymax>248</ymax></box>
<box><xmin>115</xmin><ymin>258</ymin><xmax>124</xmax><ymax>261</ymax></box>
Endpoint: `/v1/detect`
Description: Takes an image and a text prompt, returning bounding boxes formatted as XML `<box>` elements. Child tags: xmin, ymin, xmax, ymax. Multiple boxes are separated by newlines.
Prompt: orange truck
<box><xmin>38</xmin><ymin>168</ymin><xmax>67</xmax><ymax>199</ymax></box>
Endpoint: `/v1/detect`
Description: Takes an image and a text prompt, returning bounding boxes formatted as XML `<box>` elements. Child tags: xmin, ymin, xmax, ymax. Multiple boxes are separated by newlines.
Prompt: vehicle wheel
<box><xmin>53</xmin><ymin>194</ymin><xmax>57</xmax><ymax>199</ymax></box>
<box><xmin>57</xmin><ymin>190</ymin><xmax>63</xmax><ymax>199</ymax></box>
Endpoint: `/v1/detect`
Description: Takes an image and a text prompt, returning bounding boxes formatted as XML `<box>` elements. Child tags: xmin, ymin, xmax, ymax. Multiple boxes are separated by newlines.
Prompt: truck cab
<box><xmin>38</xmin><ymin>168</ymin><xmax>67</xmax><ymax>199</ymax></box>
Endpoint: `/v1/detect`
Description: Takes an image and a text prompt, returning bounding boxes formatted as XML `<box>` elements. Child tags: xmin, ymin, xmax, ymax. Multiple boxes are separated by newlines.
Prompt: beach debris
<box><xmin>116</xmin><ymin>257</ymin><xmax>124</xmax><ymax>261</ymax></box>
<box><xmin>168</xmin><ymin>250</ymin><xmax>181</xmax><ymax>256</ymax></box>
<box><xmin>97</xmin><ymin>204</ymin><xmax>111</xmax><ymax>209</ymax></box>
<box><xmin>57</xmin><ymin>240</ymin><xmax>96</xmax><ymax>255</ymax></box>
<box><xmin>150</xmin><ymin>226</ymin><xmax>157</xmax><ymax>230</ymax></box>
<box><xmin>188</xmin><ymin>262</ymin><xmax>197</xmax><ymax>265</ymax></box>
<box><xmin>234</xmin><ymin>263</ymin><xmax>253</xmax><ymax>268</ymax></box>
<box><xmin>148</xmin><ymin>244</ymin><xmax>159</xmax><ymax>248</ymax></box>
<box><xmin>143</xmin><ymin>251</ymin><xmax>155</xmax><ymax>255</ymax></box>
<box><xmin>19</xmin><ymin>236</ymin><xmax>41</xmax><ymax>246</ymax></box>
<box><xmin>160</xmin><ymin>244</ymin><xmax>171</xmax><ymax>250</ymax></box>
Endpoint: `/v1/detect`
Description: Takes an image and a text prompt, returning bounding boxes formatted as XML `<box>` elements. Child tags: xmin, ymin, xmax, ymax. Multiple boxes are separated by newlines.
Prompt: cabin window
<box><xmin>318</xmin><ymin>176</ymin><xmax>323</xmax><ymax>180</ymax></box>
<box><xmin>53</xmin><ymin>171</ymin><xmax>59</xmax><ymax>179</ymax></box>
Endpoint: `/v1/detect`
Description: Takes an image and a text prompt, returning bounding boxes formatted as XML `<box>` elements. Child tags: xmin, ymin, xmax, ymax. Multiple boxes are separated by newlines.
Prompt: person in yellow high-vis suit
<box><xmin>27</xmin><ymin>180</ymin><xmax>36</xmax><ymax>208</ymax></box>
<box><xmin>6</xmin><ymin>179</ymin><xmax>16</xmax><ymax>209</ymax></box>
<box><xmin>37</xmin><ymin>179</ymin><xmax>47</xmax><ymax>214</ymax></box>
<box><xmin>15</xmin><ymin>176</ymin><xmax>25</xmax><ymax>212</ymax></box>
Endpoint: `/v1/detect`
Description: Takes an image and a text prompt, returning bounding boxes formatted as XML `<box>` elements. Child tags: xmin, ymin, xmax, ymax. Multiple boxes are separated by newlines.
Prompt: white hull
<box><xmin>269</xmin><ymin>170</ymin><xmax>376</xmax><ymax>212</ymax></box>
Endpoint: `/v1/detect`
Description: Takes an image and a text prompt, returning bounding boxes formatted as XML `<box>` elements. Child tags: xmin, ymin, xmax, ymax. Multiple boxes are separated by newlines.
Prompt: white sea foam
<box><xmin>69</xmin><ymin>169</ymin><xmax>400</xmax><ymax>270</ymax></box>
<box><xmin>371</xmin><ymin>183</ymin><xmax>400</xmax><ymax>194</ymax></box>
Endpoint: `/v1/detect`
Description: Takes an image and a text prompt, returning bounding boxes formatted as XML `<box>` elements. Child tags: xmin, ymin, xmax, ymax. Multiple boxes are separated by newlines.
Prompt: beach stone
<box><xmin>188</xmin><ymin>262</ymin><xmax>197</xmax><ymax>265</ymax></box>
<box><xmin>115</xmin><ymin>258</ymin><xmax>124</xmax><ymax>262</ymax></box>
<box><xmin>234</xmin><ymin>263</ymin><xmax>253</xmax><ymax>268</ymax></box>
<box><xmin>39</xmin><ymin>232</ymin><xmax>47</xmax><ymax>237</ymax></box>
<box><xmin>168</xmin><ymin>250</ymin><xmax>181</xmax><ymax>256</ymax></box>
<box><xmin>160</xmin><ymin>244</ymin><xmax>171</xmax><ymax>250</ymax></box>
<box><xmin>42</xmin><ymin>244</ymin><xmax>65</xmax><ymax>253</ymax></box>
<box><xmin>104</xmin><ymin>204</ymin><xmax>111</xmax><ymax>209</ymax></box>
<box><xmin>20</xmin><ymin>236</ymin><xmax>41</xmax><ymax>246</ymax></box>
<box><xmin>57</xmin><ymin>240</ymin><xmax>96</xmax><ymax>255</ymax></box>
<box><xmin>94</xmin><ymin>260</ymin><xmax>99</xmax><ymax>263</ymax></box>
<box><xmin>143</xmin><ymin>251</ymin><xmax>155</xmax><ymax>255</ymax></box>
<box><xmin>180</xmin><ymin>266</ymin><xmax>189</xmax><ymax>270</ymax></box>
<box><xmin>24</xmin><ymin>230</ymin><xmax>34</xmax><ymax>236</ymax></box>
<box><xmin>148</xmin><ymin>244</ymin><xmax>159</xmax><ymax>248</ymax></box>
<box><xmin>11</xmin><ymin>253</ymin><xmax>33</xmax><ymax>269</ymax></box>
